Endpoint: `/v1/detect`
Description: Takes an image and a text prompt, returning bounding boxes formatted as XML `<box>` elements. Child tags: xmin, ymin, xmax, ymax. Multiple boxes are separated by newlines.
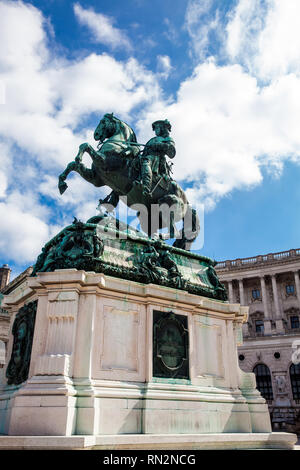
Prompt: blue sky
<box><xmin>1</xmin><ymin>0</ymin><xmax>300</xmax><ymax>279</ymax></box>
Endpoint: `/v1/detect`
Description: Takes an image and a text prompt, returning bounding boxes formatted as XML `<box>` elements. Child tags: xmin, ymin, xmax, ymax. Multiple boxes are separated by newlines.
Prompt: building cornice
<box><xmin>216</xmin><ymin>248</ymin><xmax>300</xmax><ymax>279</ymax></box>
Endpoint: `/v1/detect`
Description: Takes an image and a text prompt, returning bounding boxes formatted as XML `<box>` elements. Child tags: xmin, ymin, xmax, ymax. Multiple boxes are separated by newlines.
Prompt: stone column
<box><xmin>260</xmin><ymin>275</ymin><xmax>271</xmax><ymax>334</ymax></box>
<box><xmin>271</xmin><ymin>274</ymin><xmax>284</xmax><ymax>333</ymax></box>
<box><xmin>238</xmin><ymin>279</ymin><xmax>245</xmax><ymax>306</ymax></box>
<box><xmin>228</xmin><ymin>280</ymin><xmax>234</xmax><ymax>303</ymax></box>
<box><xmin>293</xmin><ymin>270</ymin><xmax>300</xmax><ymax>310</ymax></box>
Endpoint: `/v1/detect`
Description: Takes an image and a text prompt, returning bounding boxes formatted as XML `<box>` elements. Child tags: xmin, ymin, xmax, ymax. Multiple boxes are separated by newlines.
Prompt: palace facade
<box><xmin>216</xmin><ymin>248</ymin><xmax>300</xmax><ymax>433</ymax></box>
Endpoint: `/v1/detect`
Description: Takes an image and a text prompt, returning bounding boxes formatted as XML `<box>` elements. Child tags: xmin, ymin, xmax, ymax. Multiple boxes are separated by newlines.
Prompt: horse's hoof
<box><xmin>58</xmin><ymin>182</ymin><xmax>68</xmax><ymax>194</ymax></box>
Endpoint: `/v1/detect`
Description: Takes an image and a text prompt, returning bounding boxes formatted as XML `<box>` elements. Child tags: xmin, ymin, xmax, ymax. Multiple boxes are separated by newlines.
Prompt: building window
<box><xmin>274</xmin><ymin>352</ymin><xmax>280</xmax><ymax>359</ymax></box>
<box><xmin>290</xmin><ymin>316</ymin><xmax>300</xmax><ymax>329</ymax></box>
<box><xmin>253</xmin><ymin>364</ymin><xmax>273</xmax><ymax>401</ymax></box>
<box><xmin>255</xmin><ymin>320</ymin><xmax>264</xmax><ymax>334</ymax></box>
<box><xmin>239</xmin><ymin>354</ymin><xmax>245</xmax><ymax>361</ymax></box>
<box><xmin>290</xmin><ymin>363</ymin><xmax>300</xmax><ymax>401</ymax></box>
<box><xmin>286</xmin><ymin>284</ymin><xmax>295</xmax><ymax>295</ymax></box>
<box><xmin>252</xmin><ymin>289</ymin><xmax>261</xmax><ymax>300</ymax></box>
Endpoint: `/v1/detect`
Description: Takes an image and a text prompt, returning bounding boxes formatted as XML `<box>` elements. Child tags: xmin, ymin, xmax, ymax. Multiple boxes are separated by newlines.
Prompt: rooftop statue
<box><xmin>58</xmin><ymin>114</ymin><xmax>200</xmax><ymax>250</ymax></box>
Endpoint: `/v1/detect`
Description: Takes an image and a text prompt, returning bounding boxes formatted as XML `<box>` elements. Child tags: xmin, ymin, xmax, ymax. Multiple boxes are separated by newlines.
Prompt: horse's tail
<box><xmin>173</xmin><ymin>204</ymin><xmax>200</xmax><ymax>251</ymax></box>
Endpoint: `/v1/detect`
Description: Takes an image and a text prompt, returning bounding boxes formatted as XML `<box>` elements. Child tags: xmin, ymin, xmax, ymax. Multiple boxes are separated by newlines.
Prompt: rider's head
<box><xmin>152</xmin><ymin>119</ymin><xmax>171</xmax><ymax>137</ymax></box>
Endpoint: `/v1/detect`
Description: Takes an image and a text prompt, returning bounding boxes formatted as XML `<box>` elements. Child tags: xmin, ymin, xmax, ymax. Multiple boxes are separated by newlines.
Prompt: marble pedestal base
<box><xmin>0</xmin><ymin>432</ymin><xmax>297</xmax><ymax>450</ymax></box>
<box><xmin>0</xmin><ymin>269</ymin><xmax>296</xmax><ymax>448</ymax></box>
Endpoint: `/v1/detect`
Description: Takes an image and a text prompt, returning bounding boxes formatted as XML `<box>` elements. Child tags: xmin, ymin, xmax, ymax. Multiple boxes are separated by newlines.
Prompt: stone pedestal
<box><xmin>0</xmin><ymin>269</ymin><xmax>296</xmax><ymax>449</ymax></box>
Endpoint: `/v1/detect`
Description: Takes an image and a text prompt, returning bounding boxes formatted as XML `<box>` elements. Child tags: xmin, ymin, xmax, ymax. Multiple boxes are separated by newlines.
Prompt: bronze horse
<box><xmin>58</xmin><ymin>114</ymin><xmax>199</xmax><ymax>250</ymax></box>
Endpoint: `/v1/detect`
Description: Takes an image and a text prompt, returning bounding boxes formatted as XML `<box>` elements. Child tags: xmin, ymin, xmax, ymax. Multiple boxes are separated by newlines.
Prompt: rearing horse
<box><xmin>58</xmin><ymin>113</ymin><xmax>200</xmax><ymax>250</ymax></box>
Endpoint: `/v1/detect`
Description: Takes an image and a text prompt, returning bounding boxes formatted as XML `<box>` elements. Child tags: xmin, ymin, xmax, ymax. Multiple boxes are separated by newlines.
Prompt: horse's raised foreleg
<box><xmin>58</xmin><ymin>161</ymin><xmax>78</xmax><ymax>194</ymax></box>
<box><xmin>58</xmin><ymin>143</ymin><xmax>106</xmax><ymax>194</ymax></box>
<box><xmin>79</xmin><ymin>143</ymin><xmax>106</xmax><ymax>167</ymax></box>
<box><xmin>58</xmin><ymin>160</ymin><xmax>103</xmax><ymax>194</ymax></box>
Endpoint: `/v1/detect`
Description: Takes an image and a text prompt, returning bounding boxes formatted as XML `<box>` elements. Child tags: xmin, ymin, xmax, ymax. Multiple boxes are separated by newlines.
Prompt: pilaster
<box><xmin>293</xmin><ymin>270</ymin><xmax>300</xmax><ymax>310</ymax></box>
<box><xmin>228</xmin><ymin>280</ymin><xmax>234</xmax><ymax>303</ymax></box>
<box><xmin>238</xmin><ymin>279</ymin><xmax>245</xmax><ymax>306</ymax></box>
<box><xmin>271</xmin><ymin>274</ymin><xmax>284</xmax><ymax>333</ymax></box>
<box><xmin>260</xmin><ymin>276</ymin><xmax>271</xmax><ymax>334</ymax></box>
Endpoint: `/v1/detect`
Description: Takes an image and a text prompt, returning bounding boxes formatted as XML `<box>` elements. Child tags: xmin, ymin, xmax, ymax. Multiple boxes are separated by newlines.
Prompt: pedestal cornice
<box><xmin>2</xmin><ymin>269</ymin><xmax>248</xmax><ymax>323</ymax></box>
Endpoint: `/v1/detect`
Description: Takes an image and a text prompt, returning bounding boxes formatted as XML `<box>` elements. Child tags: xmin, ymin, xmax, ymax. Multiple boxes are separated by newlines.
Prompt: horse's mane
<box><xmin>118</xmin><ymin>119</ymin><xmax>137</xmax><ymax>143</ymax></box>
<box><xmin>106</xmin><ymin>114</ymin><xmax>137</xmax><ymax>143</ymax></box>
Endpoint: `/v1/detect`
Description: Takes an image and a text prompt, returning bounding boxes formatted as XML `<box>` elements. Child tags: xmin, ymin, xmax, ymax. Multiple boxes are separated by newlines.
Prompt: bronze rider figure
<box><xmin>137</xmin><ymin>119</ymin><xmax>176</xmax><ymax>196</ymax></box>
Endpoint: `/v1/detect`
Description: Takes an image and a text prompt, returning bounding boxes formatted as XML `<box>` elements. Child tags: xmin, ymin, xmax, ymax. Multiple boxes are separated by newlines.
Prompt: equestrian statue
<box><xmin>58</xmin><ymin>113</ymin><xmax>200</xmax><ymax>251</ymax></box>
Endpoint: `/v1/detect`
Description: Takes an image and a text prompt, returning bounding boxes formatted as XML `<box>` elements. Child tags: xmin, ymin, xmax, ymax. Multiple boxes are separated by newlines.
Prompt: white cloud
<box><xmin>184</xmin><ymin>0</ymin><xmax>222</xmax><ymax>60</ymax></box>
<box><xmin>38</xmin><ymin>173</ymin><xmax>108</xmax><ymax>213</ymax></box>
<box><xmin>52</xmin><ymin>54</ymin><xmax>161</xmax><ymax>128</ymax></box>
<box><xmin>163</xmin><ymin>18</ymin><xmax>179</xmax><ymax>44</ymax></box>
<box><xmin>0</xmin><ymin>1</ymin><xmax>162</xmax><ymax>170</ymax></box>
<box><xmin>226</xmin><ymin>0</ymin><xmax>300</xmax><ymax>81</ymax></box>
<box><xmin>0</xmin><ymin>201</ymin><xmax>52</xmax><ymax>262</ymax></box>
<box><xmin>0</xmin><ymin>172</ymin><xmax>7</xmax><ymax>198</ymax></box>
<box><xmin>0</xmin><ymin>142</ymin><xmax>11</xmax><ymax>198</ymax></box>
<box><xmin>0</xmin><ymin>0</ymin><xmax>165</xmax><ymax>267</ymax></box>
<box><xmin>6</xmin><ymin>189</ymin><xmax>51</xmax><ymax>220</ymax></box>
<box><xmin>156</xmin><ymin>55</ymin><xmax>173</xmax><ymax>79</ymax></box>
<box><xmin>226</xmin><ymin>0</ymin><xmax>265</xmax><ymax>64</ymax></box>
<box><xmin>0</xmin><ymin>80</ymin><xmax>5</xmax><ymax>105</ymax></box>
<box><xmin>73</xmin><ymin>3</ymin><xmax>131</xmax><ymax>50</ymax></box>
<box><xmin>0</xmin><ymin>0</ymin><xmax>49</xmax><ymax>72</ymax></box>
<box><xmin>2</xmin><ymin>0</ymin><xmax>300</xmax><ymax>269</ymax></box>
<box><xmin>137</xmin><ymin>60</ymin><xmax>300</xmax><ymax>209</ymax></box>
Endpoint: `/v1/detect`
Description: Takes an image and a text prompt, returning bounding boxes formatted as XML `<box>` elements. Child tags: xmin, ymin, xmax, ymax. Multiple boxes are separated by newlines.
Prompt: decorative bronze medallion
<box><xmin>153</xmin><ymin>310</ymin><xmax>189</xmax><ymax>379</ymax></box>
<box><xmin>6</xmin><ymin>300</ymin><xmax>37</xmax><ymax>386</ymax></box>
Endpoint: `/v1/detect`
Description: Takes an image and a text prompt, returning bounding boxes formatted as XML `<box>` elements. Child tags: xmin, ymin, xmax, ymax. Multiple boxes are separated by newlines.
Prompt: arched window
<box><xmin>290</xmin><ymin>363</ymin><xmax>300</xmax><ymax>401</ymax></box>
<box><xmin>253</xmin><ymin>363</ymin><xmax>273</xmax><ymax>401</ymax></box>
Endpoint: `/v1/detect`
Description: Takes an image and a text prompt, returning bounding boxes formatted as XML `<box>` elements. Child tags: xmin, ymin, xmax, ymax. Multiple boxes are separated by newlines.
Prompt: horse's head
<box><xmin>94</xmin><ymin>113</ymin><xmax>137</xmax><ymax>145</ymax></box>
<box><xmin>94</xmin><ymin>113</ymin><xmax>116</xmax><ymax>143</ymax></box>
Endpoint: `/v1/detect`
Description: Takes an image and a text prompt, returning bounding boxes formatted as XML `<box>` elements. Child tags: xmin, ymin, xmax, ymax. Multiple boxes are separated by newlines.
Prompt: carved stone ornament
<box><xmin>153</xmin><ymin>311</ymin><xmax>189</xmax><ymax>379</ymax></box>
<box><xmin>32</xmin><ymin>218</ymin><xmax>104</xmax><ymax>275</ymax></box>
<box><xmin>133</xmin><ymin>241</ymin><xmax>187</xmax><ymax>289</ymax></box>
<box><xmin>32</xmin><ymin>216</ymin><xmax>228</xmax><ymax>302</ymax></box>
<box><xmin>6</xmin><ymin>300</ymin><xmax>37</xmax><ymax>386</ymax></box>
<box><xmin>275</xmin><ymin>375</ymin><xmax>287</xmax><ymax>393</ymax></box>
